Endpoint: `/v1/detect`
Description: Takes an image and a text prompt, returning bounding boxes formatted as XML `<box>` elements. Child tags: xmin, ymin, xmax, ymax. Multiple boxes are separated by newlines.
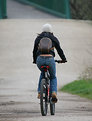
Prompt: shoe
<box><xmin>37</xmin><ymin>93</ymin><xmax>40</xmax><ymax>99</ymax></box>
<box><xmin>51</xmin><ymin>92</ymin><xmax>58</xmax><ymax>103</ymax></box>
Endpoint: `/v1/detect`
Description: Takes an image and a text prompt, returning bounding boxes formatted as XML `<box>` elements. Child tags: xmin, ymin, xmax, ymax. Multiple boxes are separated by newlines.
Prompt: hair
<box><xmin>42</xmin><ymin>23</ymin><xmax>52</xmax><ymax>32</ymax></box>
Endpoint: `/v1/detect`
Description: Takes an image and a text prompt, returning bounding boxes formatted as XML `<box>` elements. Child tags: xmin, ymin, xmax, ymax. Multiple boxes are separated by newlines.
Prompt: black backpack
<box><xmin>38</xmin><ymin>37</ymin><xmax>52</xmax><ymax>54</ymax></box>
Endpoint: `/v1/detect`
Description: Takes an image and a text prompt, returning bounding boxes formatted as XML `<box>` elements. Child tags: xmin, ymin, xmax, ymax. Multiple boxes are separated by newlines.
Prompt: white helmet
<box><xmin>42</xmin><ymin>23</ymin><xmax>52</xmax><ymax>32</ymax></box>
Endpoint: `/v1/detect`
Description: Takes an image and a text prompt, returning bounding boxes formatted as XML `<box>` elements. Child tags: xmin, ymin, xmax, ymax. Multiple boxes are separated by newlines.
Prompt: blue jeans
<box><xmin>36</xmin><ymin>56</ymin><xmax>57</xmax><ymax>94</ymax></box>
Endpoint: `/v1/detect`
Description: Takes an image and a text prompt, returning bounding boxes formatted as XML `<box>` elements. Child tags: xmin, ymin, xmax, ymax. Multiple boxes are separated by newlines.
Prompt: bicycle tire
<box><xmin>50</xmin><ymin>102</ymin><xmax>55</xmax><ymax>115</ymax></box>
<box><xmin>40</xmin><ymin>79</ymin><xmax>48</xmax><ymax>116</ymax></box>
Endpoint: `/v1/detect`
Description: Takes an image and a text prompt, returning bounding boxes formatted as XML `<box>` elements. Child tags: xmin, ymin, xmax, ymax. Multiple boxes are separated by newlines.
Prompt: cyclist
<box><xmin>33</xmin><ymin>23</ymin><xmax>67</xmax><ymax>103</ymax></box>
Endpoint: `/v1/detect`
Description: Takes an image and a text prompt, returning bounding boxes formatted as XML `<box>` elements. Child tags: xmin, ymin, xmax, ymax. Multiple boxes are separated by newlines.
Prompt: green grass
<box><xmin>61</xmin><ymin>79</ymin><xmax>92</xmax><ymax>100</ymax></box>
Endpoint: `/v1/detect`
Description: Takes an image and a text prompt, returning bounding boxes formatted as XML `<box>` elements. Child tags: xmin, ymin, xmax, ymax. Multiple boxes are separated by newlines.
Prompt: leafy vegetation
<box><xmin>70</xmin><ymin>0</ymin><xmax>92</xmax><ymax>20</ymax></box>
<box><xmin>61</xmin><ymin>67</ymin><xmax>92</xmax><ymax>100</ymax></box>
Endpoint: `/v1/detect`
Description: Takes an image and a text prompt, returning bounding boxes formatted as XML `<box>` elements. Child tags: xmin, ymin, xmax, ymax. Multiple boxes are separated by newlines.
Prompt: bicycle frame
<box><xmin>40</xmin><ymin>60</ymin><xmax>63</xmax><ymax>116</ymax></box>
<box><xmin>41</xmin><ymin>65</ymin><xmax>50</xmax><ymax>102</ymax></box>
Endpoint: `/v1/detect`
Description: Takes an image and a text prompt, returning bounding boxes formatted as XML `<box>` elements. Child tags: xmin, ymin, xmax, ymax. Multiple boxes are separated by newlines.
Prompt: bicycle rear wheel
<box><xmin>40</xmin><ymin>79</ymin><xmax>48</xmax><ymax>116</ymax></box>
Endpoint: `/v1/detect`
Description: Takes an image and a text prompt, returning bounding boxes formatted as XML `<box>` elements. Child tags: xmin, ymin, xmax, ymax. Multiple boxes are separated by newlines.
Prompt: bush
<box><xmin>70</xmin><ymin>0</ymin><xmax>92</xmax><ymax>20</ymax></box>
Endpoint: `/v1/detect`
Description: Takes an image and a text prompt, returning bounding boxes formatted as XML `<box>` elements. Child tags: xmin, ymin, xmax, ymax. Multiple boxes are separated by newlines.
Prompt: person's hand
<box><xmin>61</xmin><ymin>60</ymin><xmax>67</xmax><ymax>63</ymax></box>
<box><xmin>55</xmin><ymin>60</ymin><xmax>67</xmax><ymax>63</ymax></box>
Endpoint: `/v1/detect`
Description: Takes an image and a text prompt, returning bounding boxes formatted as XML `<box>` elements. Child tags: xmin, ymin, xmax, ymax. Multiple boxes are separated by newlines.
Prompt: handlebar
<box><xmin>55</xmin><ymin>60</ymin><xmax>67</xmax><ymax>63</ymax></box>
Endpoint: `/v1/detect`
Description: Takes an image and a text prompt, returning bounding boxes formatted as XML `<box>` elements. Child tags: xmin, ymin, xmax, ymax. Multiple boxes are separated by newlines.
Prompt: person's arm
<box><xmin>33</xmin><ymin>37</ymin><xmax>39</xmax><ymax>64</ymax></box>
<box><xmin>54</xmin><ymin>37</ymin><xmax>67</xmax><ymax>62</ymax></box>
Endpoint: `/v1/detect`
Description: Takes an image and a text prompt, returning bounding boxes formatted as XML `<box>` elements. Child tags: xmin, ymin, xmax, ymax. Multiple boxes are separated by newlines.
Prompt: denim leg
<box><xmin>36</xmin><ymin>56</ymin><xmax>45</xmax><ymax>93</ymax></box>
<box><xmin>36</xmin><ymin>56</ymin><xmax>57</xmax><ymax>93</ymax></box>
<box><xmin>37</xmin><ymin>72</ymin><xmax>44</xmax><ymax>92</ymax></box>
<box><xmin>46</xmin><ymin>58</ymin><xmax>57</xmax><ymax>93</ymax></box>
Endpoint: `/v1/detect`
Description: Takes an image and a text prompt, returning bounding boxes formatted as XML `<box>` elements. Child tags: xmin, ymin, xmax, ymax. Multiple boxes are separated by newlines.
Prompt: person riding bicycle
<box><xmin>33</xmin><ymin>23</ymin><xmax>67</xmax><ymax>103</ymax></box>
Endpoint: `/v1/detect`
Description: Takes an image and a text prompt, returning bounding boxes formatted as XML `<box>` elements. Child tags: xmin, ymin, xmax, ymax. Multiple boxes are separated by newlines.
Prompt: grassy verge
<box><xmin>61</xmin><ymin>79</ymin><xmax>92</xmax><ymax>100</ymax></box>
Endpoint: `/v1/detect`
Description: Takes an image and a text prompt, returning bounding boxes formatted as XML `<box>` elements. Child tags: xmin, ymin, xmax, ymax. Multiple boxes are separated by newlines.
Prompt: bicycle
<box><xmin>40</xmin><ymin>60</ymin><xmax>64</xmax><ymax>116</ymax></box>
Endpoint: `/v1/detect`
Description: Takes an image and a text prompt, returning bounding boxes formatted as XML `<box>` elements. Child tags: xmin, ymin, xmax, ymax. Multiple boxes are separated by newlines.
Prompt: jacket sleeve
<box><xmin>54</xmin><ymin>36</ymin><xmax>67</xmax><ymax>61</ymax></box>
<box><xmin>33</xmin><ymin>38</ymin><xmax>39</xmax><ymax>63</ymax></box>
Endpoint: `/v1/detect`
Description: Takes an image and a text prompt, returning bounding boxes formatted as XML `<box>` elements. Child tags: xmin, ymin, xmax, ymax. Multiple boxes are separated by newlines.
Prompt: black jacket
<box><xmin>33</xmin><ymin>32</ymin><xmax>67</xmax><ymax>63</ymax></box>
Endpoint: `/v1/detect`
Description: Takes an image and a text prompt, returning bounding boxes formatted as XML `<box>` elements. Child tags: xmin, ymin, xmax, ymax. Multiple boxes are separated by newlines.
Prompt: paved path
<box><xmin>0</xmin><ymin>19</ymin><xmax>92</xmax><ymax>121</ymax></box>
<box><xmin>7</xmin><ymin>0</ymin><xmax>57</xmax><ymax>19</ymax></box>
<box><xmin>0</xmin><ymin>0</ymin><xmax>92</xmax><ymax>121</ymax></box>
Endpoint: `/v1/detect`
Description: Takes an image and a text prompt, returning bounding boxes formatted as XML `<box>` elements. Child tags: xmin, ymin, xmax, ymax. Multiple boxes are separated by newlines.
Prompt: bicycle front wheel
<box><xmin>50</xmin><ymin>101</ymin><xmax>55</xmax><ymax>115</ymax></box>
<box><xmin>40</xmin><ymin>79</ymin><xmax>48</xmax><ymax>116</ymax></box>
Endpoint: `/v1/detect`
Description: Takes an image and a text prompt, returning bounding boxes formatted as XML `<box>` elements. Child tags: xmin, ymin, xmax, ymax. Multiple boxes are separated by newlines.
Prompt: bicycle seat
<box><xmin>41</xmin><ymin>66</ymin><xmax>50</xmax><ymax>71</ymax></box>
<box><xmin>41</xmin><ymin>65</ymin><xmax>49</xmax><ymax>69</ymax></box>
